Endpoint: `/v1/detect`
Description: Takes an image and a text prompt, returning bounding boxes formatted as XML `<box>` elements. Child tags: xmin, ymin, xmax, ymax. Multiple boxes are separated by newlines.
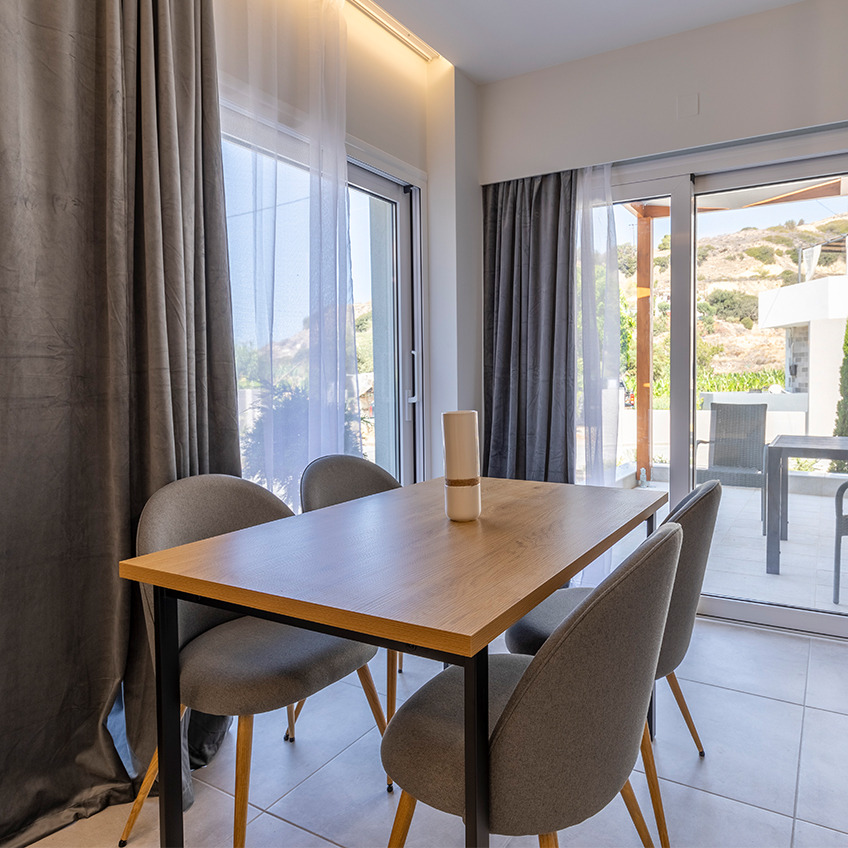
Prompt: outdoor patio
<box><xmin>610</xmin><ymin>480</ymin><xmax>848</xmax><ymax>616</ymax></box>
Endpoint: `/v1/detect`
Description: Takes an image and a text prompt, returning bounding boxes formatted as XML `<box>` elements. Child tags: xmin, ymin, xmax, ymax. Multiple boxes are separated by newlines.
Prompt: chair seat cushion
<box><xmin>505</xmin><ymin>588</ymin><xmax>592</xmax><ymax>656</ymax></box>
<box><xmin>381</xmin><ymin>654</ymin><xmax>532</xmax><ymax>824</ymax></box>
<box><xmin>179</xmin><ymin>616</ymin><xmax>377</xmax><ymax>716</ymax></box>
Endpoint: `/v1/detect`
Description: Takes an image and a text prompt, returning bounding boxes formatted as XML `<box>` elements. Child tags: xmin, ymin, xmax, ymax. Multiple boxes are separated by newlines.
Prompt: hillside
<box><xmin>621</xmin><ymin>214</ymin><xmax>848</xmax><ymax>376</ymax></box>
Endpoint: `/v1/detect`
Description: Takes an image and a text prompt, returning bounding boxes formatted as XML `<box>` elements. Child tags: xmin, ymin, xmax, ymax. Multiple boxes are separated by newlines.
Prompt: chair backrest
<box><xmin>708</xmin><ymin>403</ymin><xmax>767</xmax><ymax>471</ymax></box>
<box><xmin>137</xmin><ymin>474</ymin><xmax>293</xmax><ymax>649</ymax></box>
<box><xmin>300</xmin><ymin>454</ymin><xmax>400</xmax><ymax>512</ymax></box>
<box><xmin>488</xmin><ymin>523</ymin><xmax>682</xmax><ymax>836</ymax></box>
<box><xmin>656</xmin><ymin>479</ymin><xmax>722</xmax><ymax>678</ymax></box>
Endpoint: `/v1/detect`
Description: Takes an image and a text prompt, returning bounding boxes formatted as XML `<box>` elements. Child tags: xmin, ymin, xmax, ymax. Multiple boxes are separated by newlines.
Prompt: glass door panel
<box><xmin>347</xmin><ymin>164</ymin><xmax>417</xmax><ymax>484</ymax></box>
<box><xmin>694</xmin><ymin>175</ymin><xmax>848</xmax><ymax>613</ymax></box>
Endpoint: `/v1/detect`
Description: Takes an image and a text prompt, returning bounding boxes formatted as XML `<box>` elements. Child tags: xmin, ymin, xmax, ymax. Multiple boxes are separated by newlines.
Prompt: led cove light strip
<box><xmin>347</xmin><ymin>0</ymin><xmax>440</xmax><ymax>61</ymax></box>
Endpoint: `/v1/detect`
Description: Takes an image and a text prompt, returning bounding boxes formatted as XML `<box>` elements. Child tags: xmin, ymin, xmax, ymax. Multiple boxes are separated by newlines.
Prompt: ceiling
<box><xmin>374</xmin><ymin>0</ymin><xmax>804</xmax><ymax>84</ymax></box>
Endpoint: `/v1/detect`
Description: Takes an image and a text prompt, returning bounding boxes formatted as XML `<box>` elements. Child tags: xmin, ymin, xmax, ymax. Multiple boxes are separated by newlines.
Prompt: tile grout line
<box><xmin>673</xmin><ymin>672</ymin><xmax>809</xmax><ymax>709</ymax></box>
<box><xmin>651</xmin><ymin>773</ymin><xmax>797</xmax><ymax>823</ymax></box>
<box><xmin>255</xmin><ymin>809</ymin><xmax>348</xmax><ymax>848</ymax></box>
<box><xmin>790</xmin><ymin>638</ymin><xmax>813</xmax><ymax>846</ymax></box>
<box><xmin>192</xmin><ymin>723</ymin><xmax>377</xmax><ymax>813</ymax></box>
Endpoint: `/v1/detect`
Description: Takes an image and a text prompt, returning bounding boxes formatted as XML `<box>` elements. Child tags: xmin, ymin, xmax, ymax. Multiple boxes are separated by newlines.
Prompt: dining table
<box><xmin>119</xmin><ymin>475</ymin><xmax>667</xmax><ymax>848</ymax></box>
<box><xmin>765</xmin><ymin>434</ymin><xmax>848</xmax><ymax>573</ymax></box>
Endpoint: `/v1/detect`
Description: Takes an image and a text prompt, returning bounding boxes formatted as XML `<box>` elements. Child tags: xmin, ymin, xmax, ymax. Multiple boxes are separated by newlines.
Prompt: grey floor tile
<box><xmin>268</xmin><ymin>728</ymin><xmax>510</xmax><ymax>848</ymax></box>
<box><xmin>796</xmin><ymin>708</ymin><xmax>848</xmax><ymax>833</ymax></box>
<box><xmin>793</xmin><ymin>820</ymin><xmax>848</xmax><ymax>848</ymax></box>
<box><xmin>677</xmin><ymin>618</ymin><xmax>810</xmax><ymax>703</ymax></box>
<box><xmin>34</xmin><ymin>780</ymin><xmax>261</xmax><ymax>848</ymax></box>
<box><xmin>806</xmin><ymin>637</ymin><xmax>848</xmax><ymax>714</ymax></box>
<box><xmin>246</xmin><ymin>812</ymin><xmax>338</xmax><ymax>847</ymax></box>
<box><xmin>649</xmin><ymin>679</ymin><xmax>803</xmax><ymax>815</ymax></box>
<box><xmin>193</xmin><ymin>679</ymin><xmax>382</xmax><ymax>810</ymax></box>
<box><xmin>507</xmin><ymin>776</ymin><xmax>793</xmax><ymax>848</ymax></box>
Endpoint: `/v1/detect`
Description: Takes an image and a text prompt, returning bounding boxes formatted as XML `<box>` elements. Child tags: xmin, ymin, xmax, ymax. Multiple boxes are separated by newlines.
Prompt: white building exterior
<box><xmin>759</xmin><ymin>275</ymin><xmax>848</xmax><ymax>436</ymax></box>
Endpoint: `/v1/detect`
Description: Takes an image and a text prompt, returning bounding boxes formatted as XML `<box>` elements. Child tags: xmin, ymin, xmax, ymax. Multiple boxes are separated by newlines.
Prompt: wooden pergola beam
<box><xmin>636</xmin><ymin>214</ymin><xmax>653</xmax><ymax>481</ymax></box>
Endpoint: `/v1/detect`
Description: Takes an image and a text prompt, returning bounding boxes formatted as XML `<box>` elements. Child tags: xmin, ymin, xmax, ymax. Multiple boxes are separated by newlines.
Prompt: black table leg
<box><xmin>766</xmin><ymin>447</ymin><xmax>781</xmax><ymax>574</ymax></box>
<box><xmin>464</xmin><ymin>648</ymin><xmax>489</xmax><ymax>848</ymax></box>
<box><xmin>154</xmin><ymin>587</ymin><xmax>183</xmax><ymax>848</ymax></box>
<box><xmin>647</xmin><ymin>513</ymin><xmax>656</xmax><ymax>536</ymax></box>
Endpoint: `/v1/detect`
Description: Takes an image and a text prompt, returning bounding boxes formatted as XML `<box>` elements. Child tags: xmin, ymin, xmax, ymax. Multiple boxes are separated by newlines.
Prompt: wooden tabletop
<box><xmin>120</xmin><ymin>477</ymin><xmax>667</xmax><ymax>657</ymax></box>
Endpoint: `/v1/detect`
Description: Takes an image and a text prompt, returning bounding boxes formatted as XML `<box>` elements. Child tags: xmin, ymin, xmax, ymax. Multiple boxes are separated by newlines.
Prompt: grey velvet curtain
<box><xmin>0</xmin><ymin>1</ymin><xmax>239</xmax><ymax>844</ymax></box>
<box><xmin>482</xmin><ymin>172</ymin><xmax>576</xmax><ymax>483</ymax></box>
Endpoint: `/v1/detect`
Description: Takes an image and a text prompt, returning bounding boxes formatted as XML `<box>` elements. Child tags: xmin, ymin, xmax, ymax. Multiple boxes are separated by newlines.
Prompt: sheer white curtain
<box><xmin>572</xmin><ymin>163</ymin><xmax>621</xmax><ymax>586</ymax></box>
<box><xmin>214</xmin><ymin>0</ymin><xmax>360</xmax><ymax>510</ymax></box>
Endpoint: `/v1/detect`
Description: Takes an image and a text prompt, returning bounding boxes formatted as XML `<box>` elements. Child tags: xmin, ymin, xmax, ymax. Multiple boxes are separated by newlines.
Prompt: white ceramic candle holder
<box><xmin>442</xmin><ymin>410</ymin><xmax>482</xmax><ymax>521</ymax></box>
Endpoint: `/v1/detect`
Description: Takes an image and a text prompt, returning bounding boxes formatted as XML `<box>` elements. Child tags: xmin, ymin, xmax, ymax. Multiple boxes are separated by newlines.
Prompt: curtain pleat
<box><xmin>0</xmin><ymin>0</ymin><xmax>239</xmax><ymax>843</ymax></box>
<box><xmin>482</xmin><ymin>173</ymin><xmax>576</xmax><ymax>483</ymax></box>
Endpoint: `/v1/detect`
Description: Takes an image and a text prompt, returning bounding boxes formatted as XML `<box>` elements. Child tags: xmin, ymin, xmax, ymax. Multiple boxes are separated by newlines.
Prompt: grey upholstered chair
<box><xmin>380</xmin><ymin>523</ymin><xmax>683</xmax><ymax>848</ymax></box>
<box><xmin>300</xmin><ymin>453</ymin><xmax>404</xmax><ymax>710</ymax></box>
<box><xmin>119</xmin><ymin>474</ymin><xmax>387</xmax><ymax>848</ymax></box>
<box><xmin>505</xmin><ymin>480</ymin><xmax>722</xmax><ymax>848</ymax></box>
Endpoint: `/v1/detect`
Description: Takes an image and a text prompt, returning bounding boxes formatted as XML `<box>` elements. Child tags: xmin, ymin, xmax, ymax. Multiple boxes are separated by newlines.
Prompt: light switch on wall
<box><xmin>676</xmin><ymin>93</ymin><xmax>700</xmax><ymax>118</ymax></box>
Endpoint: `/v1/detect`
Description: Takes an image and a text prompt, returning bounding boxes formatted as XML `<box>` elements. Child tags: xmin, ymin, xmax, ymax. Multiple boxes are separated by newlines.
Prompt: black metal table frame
<box><xmin>152</xmin><ymin>511</ymin><xmax>660</xmax><ymax>848</ymax></box>
<box><xmin>153</xmin><ymin>587</ymin><xmax>490</xmax><ymax>848</ymax></box>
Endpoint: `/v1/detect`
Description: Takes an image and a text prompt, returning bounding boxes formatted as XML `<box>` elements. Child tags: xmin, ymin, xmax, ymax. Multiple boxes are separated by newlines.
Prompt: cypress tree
<box><xmin>832</xmin><ymin>320</ymin><xmax>848</xmax><ymax>472</ymax></box>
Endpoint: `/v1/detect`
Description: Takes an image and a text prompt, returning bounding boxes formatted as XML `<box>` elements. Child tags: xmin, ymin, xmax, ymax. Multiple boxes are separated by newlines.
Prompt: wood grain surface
<box><xmin>120</xmin><ymin>478</ymin><xmax>666</xmax><ymax>657</ymax></box>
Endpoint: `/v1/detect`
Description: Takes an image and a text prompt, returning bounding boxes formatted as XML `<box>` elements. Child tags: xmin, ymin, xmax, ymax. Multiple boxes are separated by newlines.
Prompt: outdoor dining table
<box><xmin>766</xmin><ymin>435</ymin><xmax>848</xmax><ymax>573</ymax></box>
<box><xmin>119</xmin><ymin>475</ymin><xmax>667</xmax><ymax>848</ymax></box>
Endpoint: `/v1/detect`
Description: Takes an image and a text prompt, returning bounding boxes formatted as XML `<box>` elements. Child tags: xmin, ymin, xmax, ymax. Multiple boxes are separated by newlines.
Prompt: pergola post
<box><xmin>635</xmin><ymin>209</ymin><xmax>653</xmax><ymax>481</ymax></box>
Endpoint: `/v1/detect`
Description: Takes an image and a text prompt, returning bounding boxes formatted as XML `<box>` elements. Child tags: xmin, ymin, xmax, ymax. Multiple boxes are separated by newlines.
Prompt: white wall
<box><xmin>479</xmin><ymin>0</ymin><xmax>848</xmax><ymax>183</ymax></box>
<box><xmin>344</xmin><ymin>4</ymin><xmax>428</xmax><ymax>170</ymax></box>
<box><xmin>809</xmin><ymin>317</ymin><xmax>846</xmax><ymax>436</ymax></box>
<box><xmin>424</xmin><ymin>61</ymin><xmax>483</xmax><ymax>476</ymax></box>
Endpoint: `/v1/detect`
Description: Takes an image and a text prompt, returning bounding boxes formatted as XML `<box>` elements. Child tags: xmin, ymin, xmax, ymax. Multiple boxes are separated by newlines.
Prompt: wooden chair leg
<box><xmin>666</xmin><ymin>671</ymin><xmax>705</xmax><ymax>756</ymax></box>
<box><xmin>387</xmin><ymin>789</ymin><xmax>417</xmax><ymax>848</ymax></box>
<box><xmin>118</xmin><ymin>749</ymin><xmax>159</xmax><ymax>847</ymax></box>
<box><xmin>398</xmin><ymin>652</ymin><xmax>404</xmax><ymax>673</ymax></box>
<box><xmin>118</xmin><ymin>706</ymin><xmax>186</xmax><ymax>847</ymax></box>
<box><xmin>356</xmin><ymin>664</ymin><xmax>393</xmax><ymax>791</ymax></box>
<box><xmin>233</xmin><ymin>715</ymin><xmax>254</xmax><ymax>848</ymax></box>
<box><xmin>357</xmin><ymin>665</ymin><xmax>387</xmax><ymax>734</ymax></box>
<box><xmin>640</xmin><ymin>721</ymin><xmax>669</xmax><ymax>848</ymax></box>
<box><xmin>285</xmin><ymin>703</ymin><xmax>296</xmax><ymax>742</ymax></box>
<box><xmin>620</xmin><ymin>779</ymin><xmax>654</xmax><ymax>848</ymax></box>
<box><xmin>387</xmin><ymin>649</ymin><xmax>398</xmax><ymax>722</ymax></box>
<box><xmin>538</xmin><ymin>833</ymin><xmax>559</xmax><ymax>847</ymax></box>
<box><xmin>284</xmin><ymin>698</ymin><xmax>307</xmax><ymax>742</ymax></box>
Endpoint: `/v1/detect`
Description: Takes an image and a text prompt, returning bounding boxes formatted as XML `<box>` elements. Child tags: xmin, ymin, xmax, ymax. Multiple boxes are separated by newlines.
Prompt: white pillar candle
<box><xmin>442</xmin><ymin>410</ymin><xmax>482</xmax><ymax>521</ymax></box>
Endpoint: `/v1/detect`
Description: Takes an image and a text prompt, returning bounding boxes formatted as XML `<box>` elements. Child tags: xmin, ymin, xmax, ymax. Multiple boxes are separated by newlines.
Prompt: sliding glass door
<box><xmin>614</xmin><ymin>151</ymin><xmax>848</xmax><ymax>633</ymax></box>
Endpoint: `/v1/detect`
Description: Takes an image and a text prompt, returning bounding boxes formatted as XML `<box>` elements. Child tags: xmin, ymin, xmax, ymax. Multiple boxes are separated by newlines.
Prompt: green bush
<box><xmin>740</xmin><ymin>316</ymin><xmax>754</xmax><ymax>330</ymax></box>
<box><xmin>765</xmin><ymin>235</ymin><xmax>794</xmax><ymax>247</ymax></box>
<box><xmin>781</xmin><ymin>269</ymin><xmax>797</xmax><ymax>286</ymax></box>
<box><xmin>707</xmin><ymin>288</ymin><xmax>758</xmax><ymax>322</ymax></box>
<box><xmin>697</xmin><ymin>244</ymin><xmax>715</xmax><ymax>263</ymax></box>
<box><xmin>744</xmin><ymin>245</ymin><xmax>775</xmax><ymax>264</ymax></box>
<box><xmin>617</xmin><ymin>243</ymin><xmax>637</xmax><ymax>277</ymax></box>
<box><xmin>653</xmin><ymin>256</ymin><xmax>669</xmax><ymax>271</ymax></box>
<box><xmin>817</xmin><ymin>219</ymin><xmax>848</xmax><ymax>236</ymax></box>
<box><xmin>657</xmin><ymin>234</ymin><xmax>671</xmax><ymax>252</ymax></box>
